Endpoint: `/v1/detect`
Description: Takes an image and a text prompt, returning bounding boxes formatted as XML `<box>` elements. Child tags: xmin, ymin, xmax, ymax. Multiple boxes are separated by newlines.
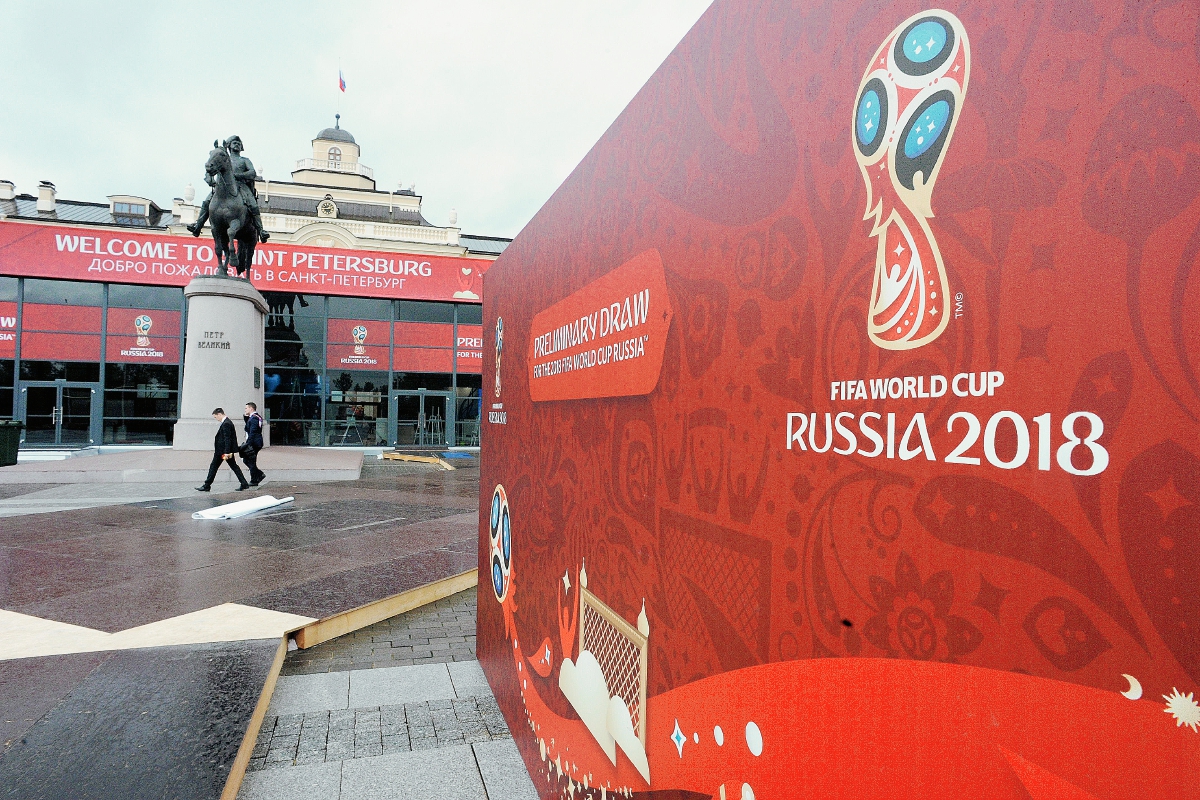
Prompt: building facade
<box><xmin>0</xmin><ymin>122</ymin><xmax>508</xmax><ymax>448</ymax></box>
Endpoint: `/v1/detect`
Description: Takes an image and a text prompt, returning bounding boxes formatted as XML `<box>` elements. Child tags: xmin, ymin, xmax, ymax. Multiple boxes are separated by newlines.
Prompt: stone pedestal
<box><xmin>172</xmin><ymin>277</ymin><xmax>271</xmax><ymax>450</ymax></box>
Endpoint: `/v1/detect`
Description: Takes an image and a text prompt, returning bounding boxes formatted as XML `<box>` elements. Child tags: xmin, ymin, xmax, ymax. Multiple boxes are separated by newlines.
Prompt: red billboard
<box><xmin>393</xmin><ymin>321</ymin><xmax>453</xmax><ymax>348</ymax></box>
<box><xmin>105</xmin><ymin>308</ymin><xmax>181</xmax><ymax>363</ymax></box>
<box><xmin>327</xmin><ymin>318</ymin><xmax>389</xmax><ymax>370</ymax></box>
<box><xmin>21</xmin><ymin>332</ymin><xmax>101</xmax><ymax>362</ymax></box>
<box><xmin>19</xmin><ymin>303</ymin><xmax>102</xmax><ymax>361</ymax></box>
<box><xmin>21</xmin><ymin>303</ymin><xmax>101</xmax><ymax>333</ymax></box>
<box><xmin>0</xmin><ymin>221</ymin><xmax>491</xmax><ymax>303</ymax></box>
<box><xmin>0</xmin><ymin>302</ymin><xmax>15</xmax><ymax>359</ymax></box>
<box><xmin>393</xmin><ymin>347</ymin><xmax>452</xmax><ymax>374</ymax></box>
<box><xmin>457</xmin><ymin>325</ymin><xmax>483</xmax><ymax>374</ymax></box>
<box><xmin>479</xmin><ymin>2</ymin><xmax>1200</xmax><ymax>798</ymax></box>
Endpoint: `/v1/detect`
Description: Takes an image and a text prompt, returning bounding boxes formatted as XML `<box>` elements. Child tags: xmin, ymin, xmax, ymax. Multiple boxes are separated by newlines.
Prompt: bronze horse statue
<box><xmin>202</xmin><ymin>142</ymin><xmax>257</xmax><ymax>277</ymax></box>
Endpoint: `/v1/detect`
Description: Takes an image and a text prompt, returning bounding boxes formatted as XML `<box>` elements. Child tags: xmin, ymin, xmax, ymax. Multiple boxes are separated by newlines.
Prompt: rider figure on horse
<box><xmin>187</xmin><ymin>135</ymin><xmax>270</xmax><ymax>243</ymax></box>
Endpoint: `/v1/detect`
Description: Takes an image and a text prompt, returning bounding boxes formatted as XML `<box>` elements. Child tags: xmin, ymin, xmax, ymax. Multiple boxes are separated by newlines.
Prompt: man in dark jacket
<box><xmin>241</xmin><ymin>401</ymin><xmax>267</xmax><ymax>486</ymax></box>
<box><xmin>196</xmin><ymin>408</ymin><xmax>249</xmax><ymax>492</ymax></box>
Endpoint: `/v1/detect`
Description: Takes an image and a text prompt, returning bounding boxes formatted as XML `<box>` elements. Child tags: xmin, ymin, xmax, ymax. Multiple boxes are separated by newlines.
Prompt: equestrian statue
<box><xmin>187</xmin><ymin>135</ymin><xmax>269</xmax><ymax>278</ymax></box>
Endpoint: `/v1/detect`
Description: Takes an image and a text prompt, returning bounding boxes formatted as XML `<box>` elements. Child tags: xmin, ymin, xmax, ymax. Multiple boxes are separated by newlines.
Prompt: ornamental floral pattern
<box><xmin>864</xmin><ymin>552</ymin><xmax>982</xmax><ymax>662</ymax></box>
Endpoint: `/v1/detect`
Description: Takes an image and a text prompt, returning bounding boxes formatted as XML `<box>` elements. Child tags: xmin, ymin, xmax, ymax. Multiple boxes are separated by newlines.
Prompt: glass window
<box><xmin>108</xmin><ymin>284</ymin><xmax>183</xmax><ymax>310</ymax></box>
<box><xmin>328</xmin><ymin>147</ymin><xmax>342</xmax><ymax>162</ymax></box>
<box><xmin>264</xmin><ymin>292</ymin><xmax>324</xmax><ymax>318</ymax></box>
<box><xmin>271</xmin><ymin>420</ymin><xmax>323</xmax><ymax>447</ymax></box>
<box><xmin>392</xmin><ymin>372</ymin><xmax>453</xmax><ymax>391</ymax></box>
<box><xmin>23</xmin><ymin>279</ymin><xmax>104</xmax><ymax>307</ymax></box>
<box><xmin>456</xmin><ymin>304</ymin><xmax>483</xmax><ymax>325</ymax></box>
<box><xmin>396</xmin><ymin>300</ymin><xmax>454</xmax><ymax>323</ymax></box>
<box><xmin>265</xmin><ymin>367</ymin><xmax>322</xmax><ymax>398</ymax></box>
<box><xmin>456</xmin><ymin>373</ymin><xmax>482</xmax><ymax>389</ymax></box>
<box><xmin>104</xmin><ymin>419</ymin><xmax>174</xmax><ymax>445</ymax></box>
<box><xmin>262</xmin><ymin>338</ymin><xmax>319</xmax><ymax>371</ymax></box>
<box><xmin>105</xmin><ymin>363</ymin><xmax>180</xmax><ymax>391</ymax></box>
<box><xmin>266</xmin><ymin>314</ymin><xmax>325</xmax><ymax>343</ymax></box>
<box><xmin>114</xmin><ymin>202</ymin><xmax>130</xmax><ymax>213</ymax></box>
<box><xmin>329</xmin><ymin>296</ymin><xmax>392</xmax><ymax>321</ymax></box>
<box><xmin>103</xmin><ymin>391</ymin><xmax>177</xmax><ymax>418</ymax></box>
<box><xmin>19</xmin><ymin>361</ymin><xmax>100</xmax><ymax>382</ymax></box>
<box><xmin>0</xmin><ymin>277</ymin><xmax>17</xmax><ymax>302</ymax></box>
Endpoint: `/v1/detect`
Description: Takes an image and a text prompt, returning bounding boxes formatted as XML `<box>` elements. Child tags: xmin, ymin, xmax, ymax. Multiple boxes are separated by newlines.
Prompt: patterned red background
<box><xmin>479</xmin><ymin>1</ymin><xmax>1200</xmax><ymax>797</ymax></box>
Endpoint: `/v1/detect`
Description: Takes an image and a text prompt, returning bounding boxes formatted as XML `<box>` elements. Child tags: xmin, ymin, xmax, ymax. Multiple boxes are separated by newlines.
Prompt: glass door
<box><xmin>391</xmin><ymin>390</ymin><xmax>455</xmax><ymax>447</ymax></box>
<box><xmin>20</xmin><ymin>381</ymin><xmax>98</xmax><ymax>446</ymax></box>
<box><xmin>23</xmin><ymin>386</ymin><xmax>58</xmax><ymax>445</ymax></box>
<box><xmin>454</xmin><ymin>392</ymin><xmax>481</xmax><ymax>447</ymax></box>
<box><xmin>393</xmin><ymin>393</ymin><xmax>423</xmax><ymax>446</ymax></box>
<box><xmin>60</xmin><ymin>386</ymin><xmax>94</xmax><ymax>445</ymax></box>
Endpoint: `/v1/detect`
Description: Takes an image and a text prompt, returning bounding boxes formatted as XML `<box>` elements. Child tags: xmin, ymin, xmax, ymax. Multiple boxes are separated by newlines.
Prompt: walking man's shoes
<box><xmin>236</xmin><ymin>484</ymin><xmax>250</xmax><ymax>491</ymax></box>
<box><xmin>195</xmin><ymin>486</ymin><xmax>211</xmax><ymax>492</ymax></box>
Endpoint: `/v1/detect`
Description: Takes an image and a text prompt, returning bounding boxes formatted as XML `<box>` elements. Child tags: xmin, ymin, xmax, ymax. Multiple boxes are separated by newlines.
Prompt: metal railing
<box><xmin>293</xmin><ymin>158</ymin><xmax>375</xmax><ymax>180</ymax></box>
<box><xmin>261</xmin><ymin>214</ymin><xmax>459</xmax><ymax>246</ymax></box>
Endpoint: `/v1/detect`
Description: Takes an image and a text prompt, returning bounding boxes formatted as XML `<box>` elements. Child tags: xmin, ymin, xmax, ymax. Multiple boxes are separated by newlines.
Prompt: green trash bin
<box><xmin>0</xmin><ymin>420</ymin><xmax>22</xmax><ymax>467</ymax></box>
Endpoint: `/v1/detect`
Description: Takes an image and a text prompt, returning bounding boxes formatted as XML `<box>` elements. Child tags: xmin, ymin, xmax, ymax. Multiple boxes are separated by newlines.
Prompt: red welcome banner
<box><xmin>527</xmin><ymin>249</ymin><xmax>672</xmax><ymax>401</ymax></box>
<box><xmin>0</xmin><ymin>220</ymin><xmax>491</xmax><ymax>303</ymax></box>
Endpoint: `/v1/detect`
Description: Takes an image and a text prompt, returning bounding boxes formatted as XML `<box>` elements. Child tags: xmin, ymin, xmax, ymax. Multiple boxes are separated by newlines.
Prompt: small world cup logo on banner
<box><xmin>134</xmin><ymin>314</ymin><xmax>152</xmax><ymax>347</ymax></box>
<box><xmin>352</xmin><ymin>325</ymin><xmax>368</xmax><ymax>355</ymax></box>
<box><xmin>488</xmin><ymin>484</ymin><xmax>511</xmax><ymax>602</ymax></box>
<box><xmin>494</xmin><ymin>317</ymin><xmax>504</xmax><ymax>398</ymax></box>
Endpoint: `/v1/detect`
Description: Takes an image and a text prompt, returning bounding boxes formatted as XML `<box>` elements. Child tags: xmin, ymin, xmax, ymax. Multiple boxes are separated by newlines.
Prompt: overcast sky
<box><xmin>0</xmin><ymin>1</ymin><xmax>711</xmax><ymax>239</ymax></box>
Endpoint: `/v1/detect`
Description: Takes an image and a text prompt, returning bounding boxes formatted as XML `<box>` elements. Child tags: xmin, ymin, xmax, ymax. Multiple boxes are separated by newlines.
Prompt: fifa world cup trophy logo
<box><xmin>494</xmin><ymin>317</ymin><xmax>504</xmax><ymax>398</ymax></box>
<box><xmin>853</xmin><ymin>11</ymin><xmax>969</xmax><ymax>350</ymax></box>
<box><xmin>352</xmin><ymin>325</ymin><xmax>368</xmax><ymax>355</ymax></box>
<box><xmin>134</xmin><ymin>314</ymin><xmax>153</xmax><ymax>347</ymax></box>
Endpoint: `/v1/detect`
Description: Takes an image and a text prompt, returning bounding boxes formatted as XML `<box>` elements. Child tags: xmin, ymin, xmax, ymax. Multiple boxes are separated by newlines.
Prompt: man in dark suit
<box><xmin>196</xmin><ymin>408</ymin><xmax>249</xmax><ymax>492</ymax></box>
<box><xmin>241</xmin><ymin>401</ymin><xmax>266</xmax><ymax>486</ymax></box>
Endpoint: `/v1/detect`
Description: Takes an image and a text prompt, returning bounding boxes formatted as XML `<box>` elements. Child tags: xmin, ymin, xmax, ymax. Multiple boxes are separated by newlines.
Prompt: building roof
<box><xmin>260</xmin><ymin>193</ymin><xmax>430</xmax><ymax>226</ymax></box>
<box><xmin>0</xmin><ymin>195</ymin><xmax>177</xmax><ymax>228</ymax></box>
<box><xmin>460</xmin><ymin>235</ymin><xmax>511</xmax><ymax>256</ymax></box>
<box><xmin>0</xmin><ymin>193</ymin><xmax>511</xmax><ymax>257</ymax></box>
<box><xmin>315</xmin><ymin>117</ymin><xmax>356</xmax><ymax>144</ymax></box>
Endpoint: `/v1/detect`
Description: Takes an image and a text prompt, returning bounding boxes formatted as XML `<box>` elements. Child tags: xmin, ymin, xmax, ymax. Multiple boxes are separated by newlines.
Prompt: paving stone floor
<box><xmin>239</xmin><ymin>587</ymin><xmax>534</xmax><ymax>800</ymax></box>
<box><xmin>281</xmin><ymin>588</ymin><xmax>477</xmax><ymax>675</ymax></box>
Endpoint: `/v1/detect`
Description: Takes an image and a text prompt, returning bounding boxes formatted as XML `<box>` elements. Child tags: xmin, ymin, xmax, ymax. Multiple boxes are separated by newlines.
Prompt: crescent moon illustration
<box><xmin>1120</xmin><ymin>673</ymin><xmax>1143</xmax><ymax>700</ymax></box>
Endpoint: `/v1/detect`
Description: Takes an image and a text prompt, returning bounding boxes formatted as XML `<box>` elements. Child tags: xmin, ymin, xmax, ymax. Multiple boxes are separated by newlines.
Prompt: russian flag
<box><xmin>339</xmin><ymin>70</ymin><xmax>346</xmax><ymax>92</ymax></box>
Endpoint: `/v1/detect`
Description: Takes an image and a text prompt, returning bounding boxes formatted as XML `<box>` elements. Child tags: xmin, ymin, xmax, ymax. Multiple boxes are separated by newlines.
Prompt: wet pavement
<box><xmin>0</xmin><ymin>461</ymin><xmax>478</xmax><ymax>639</ymax></box>
<box><xmin>1</xmin><ymin>640</ymin><xmax>279</xmax><ymax>800</ymax></box>
<box><xmin>0</xmin><ymin>457</ymin><xmax>490</xmax><ymax>800</ymax></box>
